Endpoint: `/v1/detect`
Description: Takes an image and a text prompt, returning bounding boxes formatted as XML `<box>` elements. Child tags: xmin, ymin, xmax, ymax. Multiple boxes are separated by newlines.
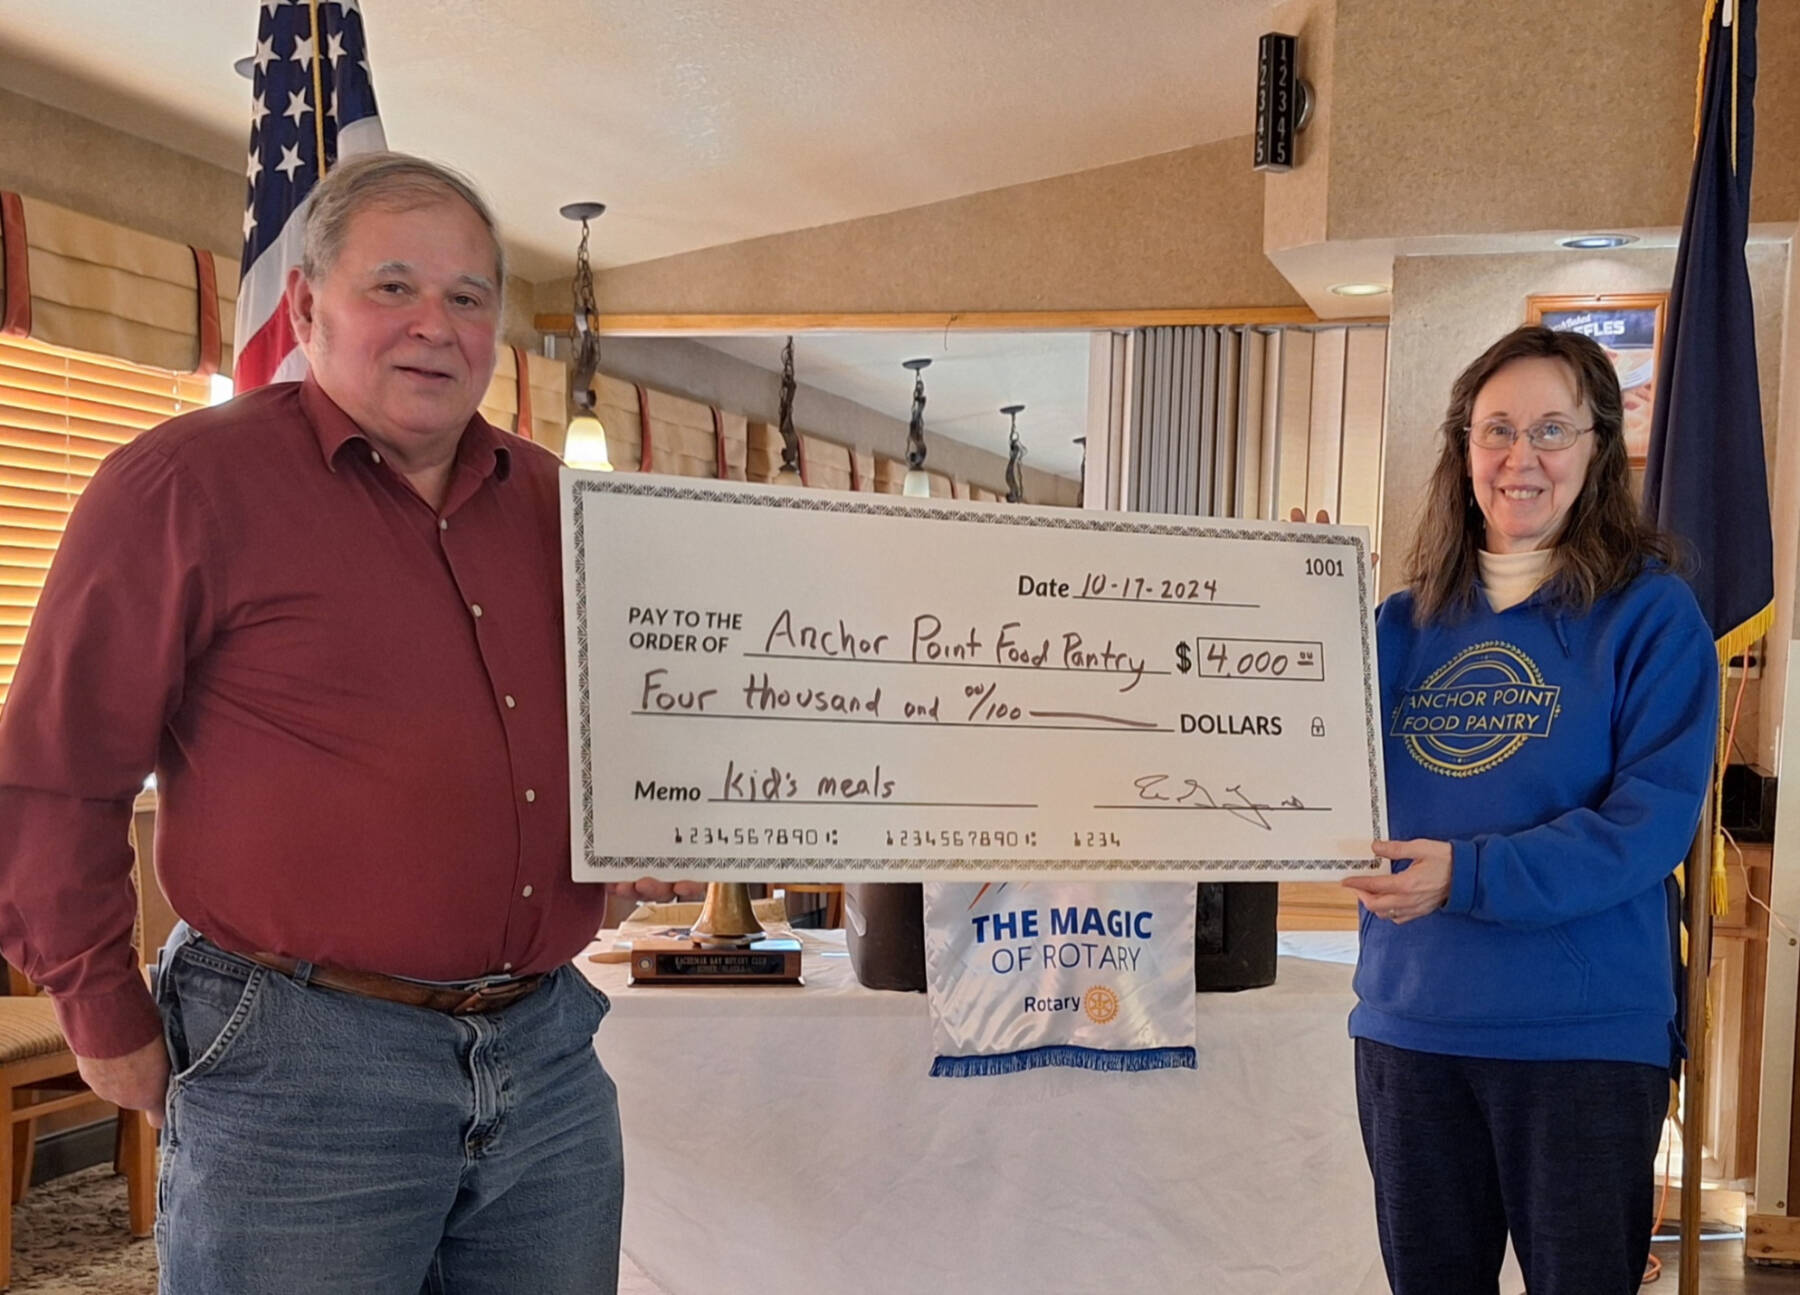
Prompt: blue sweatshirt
<box><xmin>1350</xmin><ymin>568</ymin><xmax>1717</xmax><ymax>1068</ymax></box>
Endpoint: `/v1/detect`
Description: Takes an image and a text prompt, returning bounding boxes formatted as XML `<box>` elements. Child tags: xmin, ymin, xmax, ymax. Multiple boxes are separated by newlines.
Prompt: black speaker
<box><xmin>1193</xmin><ymin>882</ymin><xmax>1279</xmax><ymax>991</ymax></box>
<box><xmin>844</xmin><ymin>882</ymin><xmax>927</xmax><ymax>991</ymax></box>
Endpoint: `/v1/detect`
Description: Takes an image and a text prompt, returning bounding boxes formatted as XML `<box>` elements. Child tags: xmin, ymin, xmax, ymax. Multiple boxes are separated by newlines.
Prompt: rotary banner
<box><xmin>925</xmin><ymin>882</ymin><xmax>1198</xmax><ymax>1077</ymax></box>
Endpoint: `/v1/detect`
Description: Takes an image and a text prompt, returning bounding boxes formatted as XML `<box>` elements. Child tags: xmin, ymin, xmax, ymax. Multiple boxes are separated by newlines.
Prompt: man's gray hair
<box><xmin>300</xmin><ymin>151</ymin><xmax>506</xmax><ymax>288</ymax></box>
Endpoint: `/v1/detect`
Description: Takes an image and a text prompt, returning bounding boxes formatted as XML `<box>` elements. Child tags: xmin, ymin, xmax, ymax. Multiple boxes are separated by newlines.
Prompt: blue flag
<box><xmin>1642</xmin><ymin>0</ymin><xmax>1772</xmax><ymax>661</ymax></box>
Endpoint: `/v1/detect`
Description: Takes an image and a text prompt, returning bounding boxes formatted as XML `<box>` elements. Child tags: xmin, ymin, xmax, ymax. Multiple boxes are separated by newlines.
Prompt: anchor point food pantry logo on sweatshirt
<box><xmin>1388</xmin><ymin>640</ymin><xmax>1561</xmax><ymax>777</ymax></box>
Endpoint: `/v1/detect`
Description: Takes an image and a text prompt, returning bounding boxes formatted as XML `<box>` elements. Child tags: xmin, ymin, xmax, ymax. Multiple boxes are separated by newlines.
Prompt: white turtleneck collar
<box><xmin>1477</xmin><ymin>548</ymin><xmax>1555</xmax><ymax>612</ymax></box>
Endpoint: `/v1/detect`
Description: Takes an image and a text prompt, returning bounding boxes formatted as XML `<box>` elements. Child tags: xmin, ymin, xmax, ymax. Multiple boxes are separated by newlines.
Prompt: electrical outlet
<box><xmin>1727</xmin><ymin>644</ymin><xmax>1763</xmax><ymax>679</ymax></box>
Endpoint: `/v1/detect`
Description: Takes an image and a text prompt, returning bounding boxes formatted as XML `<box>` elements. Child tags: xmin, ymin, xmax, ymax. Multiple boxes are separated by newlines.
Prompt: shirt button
<box><xmin>370</xmin><ymin>450</ymin><xmax>382</xmax><ymax>464</ymax></box>
<box><xmin>522</xmin><ymin>885</ymin><xmax>534</xmax><ymax>898</ymax></box>
<box><xmin>524</xmin><ymin>788</ymin><xmax>536</xmax><ymax>803</ymax></box>
<box><xmin>504</xmin><ymin>694</ymin><xmax>516</xmax><ymax>708</ymax></box>
<box><xmin>470</xmin><ymin>603</ymin><xmax>484</xmax><ymax>618</ymax></box>
<box><xmin>439</xmin><ymin>518</ymin><xmax>449</xmax><ymax>531</ymax></box>
<box><xmin>502</xmin><ymin>962</ymin><xmax>513</xmax><ymax>972</ymax></box>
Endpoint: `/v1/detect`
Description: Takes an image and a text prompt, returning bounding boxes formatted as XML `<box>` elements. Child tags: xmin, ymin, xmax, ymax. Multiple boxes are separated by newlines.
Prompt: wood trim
<box><xmin>634</xmin><ymin>383</ymin><xmax>654</xmax><ymax>473</ymax></box>
<box><xmin>190</xmin><ymin>248</ymin><xmax>221</xmax><ymax>378</ymax></box>
<box><xmin>1524</xmin><ymin>292</ymin><xmax>1667</xmax><ymax>324</ymax></box>
<box><xmin>511</xmin><ymin>346</ymin><xmax>533</xmax><ymax>439</ymax></box>
<box><xmin>533</xmin><ymin>307</ymin><xmax>1324</xmax><ymax>335</ymax></box>
<box><xmin>1</xmin><ymin>192</ymin><xmax>31</xmax><ymax>338</ymax></box>
<box><xmin>1276</xmin><ymin>881</ymin><xmax>1360</xmax><ymax>931</ymax></box>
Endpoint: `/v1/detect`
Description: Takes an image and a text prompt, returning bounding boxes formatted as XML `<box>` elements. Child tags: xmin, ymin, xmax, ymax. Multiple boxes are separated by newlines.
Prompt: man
<box><xmin>0</xmin><ymin>153</ymin><xmax>633</xmax><ymax>1292</ymax></box>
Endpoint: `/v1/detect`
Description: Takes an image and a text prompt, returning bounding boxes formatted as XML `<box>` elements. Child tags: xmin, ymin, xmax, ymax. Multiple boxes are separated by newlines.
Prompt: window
<box><xmin>0</xmin><ymin>335</ymin><xmax>225</xmax><ymax>709</ymax></box>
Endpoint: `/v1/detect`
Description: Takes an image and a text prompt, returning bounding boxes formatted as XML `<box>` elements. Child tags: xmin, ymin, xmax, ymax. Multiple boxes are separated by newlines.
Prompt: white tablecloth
<box><xmin>584</xmin><ymin>929</ymin><xmax>1455</xmax><ymax>1295</ymax></box>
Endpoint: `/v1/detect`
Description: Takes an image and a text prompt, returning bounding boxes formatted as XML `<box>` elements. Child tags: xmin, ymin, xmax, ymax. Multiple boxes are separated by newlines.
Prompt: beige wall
<box><xmin>550</xmin><ymin>2</ymin><xmax>1800</xmax><ymax>322</ymax></box>
<box><xmin>1383</xmin><ymin>243</ymin><xmax>1792</xmax><ymax>754</ymax></box>
<box><xmin>498</xmin><ymin>276</ymin><xmax>539</xmax><ymax>352</ymax></box>
<box><xmin>1326</xmin><ymin>0</ymin><xmax>1800</xmax><ymax>242</ymax></box>
<box><xmin>0</xmin><ymin>89</ymin><xmax>542</xmax><ymax>352</ymax></box>
<box><xmin>562</xmin><ymin>137</ymin><xmax>1304</xmax><ymax>317</ymax></box>
<box><xmin>1263</xmin><ymin>0</ymin><xmax>1334</xmax><ymax>255</ymax></box>
<box><xmin>0</xmin><ymin>88</ymin><xmax>241</xmax><ymax>259</ymax></box>
<box><xmin>594</xmin><ymin>336</ymin><xmax>1080</xmax><ymax>506</ymax></box>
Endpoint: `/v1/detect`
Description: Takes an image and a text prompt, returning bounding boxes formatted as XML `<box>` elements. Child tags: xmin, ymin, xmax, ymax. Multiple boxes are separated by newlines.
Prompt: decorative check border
<box><xmin>569</xmin><ymin>477</ymin><xmax>1385</xmax><ymax>876</ymax></box>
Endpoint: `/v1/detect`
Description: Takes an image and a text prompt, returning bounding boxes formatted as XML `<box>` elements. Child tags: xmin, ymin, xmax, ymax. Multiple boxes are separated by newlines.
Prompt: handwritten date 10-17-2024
<box><xmin>1078</xmin><ymin>574</ymin><xmax>1218</xmax><ymax>602</ymax></box>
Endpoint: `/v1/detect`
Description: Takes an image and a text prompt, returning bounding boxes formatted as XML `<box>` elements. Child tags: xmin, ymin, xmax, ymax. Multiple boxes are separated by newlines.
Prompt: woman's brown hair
<box><xmin>1405</xmin><ymin>325</ymin><xmax>1682</xmax><ymax>624</ymax></box>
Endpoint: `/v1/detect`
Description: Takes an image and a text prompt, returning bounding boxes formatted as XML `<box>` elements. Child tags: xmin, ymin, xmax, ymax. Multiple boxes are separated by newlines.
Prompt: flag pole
<box><xmin>308</xmin><ymin>0</ymin><xmax>328</xmax><ymax>176</ymax></box>
<box><xmin>1678</xmin><ymin>805</ymin><xmax>1714</xmax><ymax>1293</ymax></box>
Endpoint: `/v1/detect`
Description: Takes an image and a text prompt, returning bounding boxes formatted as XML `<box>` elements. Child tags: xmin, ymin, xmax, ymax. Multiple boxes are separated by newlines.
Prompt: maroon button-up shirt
<box><xmin>0</xmin><ymin>377</ymin><xmax>603</xmax><ymax>1058</ymax></box>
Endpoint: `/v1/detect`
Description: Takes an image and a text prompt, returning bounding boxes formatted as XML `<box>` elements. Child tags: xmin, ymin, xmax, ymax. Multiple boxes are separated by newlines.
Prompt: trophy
<box><xmin>625</xmin><ymin>882</ymin><xmax>804</xmax><ymax>985</ymax></box>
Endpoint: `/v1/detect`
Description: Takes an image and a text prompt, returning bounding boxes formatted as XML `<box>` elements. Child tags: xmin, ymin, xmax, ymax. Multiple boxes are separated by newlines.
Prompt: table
<box><xmin>583</xmin><ymin>930</ymin><xmax>1520</xmax><ymax>1294</ymax></box>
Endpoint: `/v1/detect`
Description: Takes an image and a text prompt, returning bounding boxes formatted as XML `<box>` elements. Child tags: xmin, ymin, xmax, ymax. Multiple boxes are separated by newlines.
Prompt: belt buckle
<box><xmin>453</xmin><ymin>977</ymin><xmax>532</xmax><ymax>1015</ymax></box>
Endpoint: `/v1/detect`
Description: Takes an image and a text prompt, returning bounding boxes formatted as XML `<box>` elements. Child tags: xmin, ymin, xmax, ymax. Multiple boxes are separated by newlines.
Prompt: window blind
<box><xmin>0</xmin><ymin>334</ymin><xmax>210</xmax><ymax>707</ymax></box>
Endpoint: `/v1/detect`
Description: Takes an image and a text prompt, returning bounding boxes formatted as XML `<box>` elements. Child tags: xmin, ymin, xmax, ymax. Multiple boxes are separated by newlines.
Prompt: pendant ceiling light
<box><xmin>1002</xmin><ymin>404</ymin><xmax>1027</xmax><ymax>504</ymax></box>
<box><xmin>901</xmin><ymin>358</ymin><xmax>932</xmax><ymax>497</ymax></box>
<box><xmin>560</xmin><ymin>201</ymin><xmax>612</xmax><ymax>471</ymax></box>
<box><xmin>774</xmin><ymin>336</ymin><xmax>802</xmax><ymax>486</ymax></box>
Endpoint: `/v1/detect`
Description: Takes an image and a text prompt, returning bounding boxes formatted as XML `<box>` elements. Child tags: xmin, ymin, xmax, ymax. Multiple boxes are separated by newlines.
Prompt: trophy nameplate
<box><xmin>626</xmin><ymin>934</ymin><xmax>803</xmax><ymax>985</ymax></box>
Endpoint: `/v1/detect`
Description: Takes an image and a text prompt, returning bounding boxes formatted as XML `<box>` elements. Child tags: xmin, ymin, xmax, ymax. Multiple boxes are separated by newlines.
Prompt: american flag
<box><xmin>233</xmin><ymin>0</ymin><xmax>386</xmax><ymax>390</ymax></box>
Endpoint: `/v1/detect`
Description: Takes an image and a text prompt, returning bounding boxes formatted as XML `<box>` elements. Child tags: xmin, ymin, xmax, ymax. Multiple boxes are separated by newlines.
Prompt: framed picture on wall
<box><xmin>1525</xmin><ymin>293</ymin><xmax>1667</xmax><ymax>464</ymax></box>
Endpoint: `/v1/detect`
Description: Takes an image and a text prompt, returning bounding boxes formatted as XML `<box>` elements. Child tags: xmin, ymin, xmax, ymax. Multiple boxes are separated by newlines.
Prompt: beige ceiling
<box><xmin>0</xmin><ymin>0</ymin><xmax>1277</xmax><ymax>281</ymax></box>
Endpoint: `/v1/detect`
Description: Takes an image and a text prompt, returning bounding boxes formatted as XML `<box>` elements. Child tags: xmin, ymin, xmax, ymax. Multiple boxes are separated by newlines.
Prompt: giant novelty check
<box><xmin>563</xmin><ymin>473</ymin><xmax>1387</xmax><ymax>882</ymax></box>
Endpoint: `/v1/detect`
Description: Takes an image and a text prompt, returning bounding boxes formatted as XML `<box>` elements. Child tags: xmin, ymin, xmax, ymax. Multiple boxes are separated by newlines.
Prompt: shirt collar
<box><xmin>299</xmin><ymin>374</ymin><xmax>512</xmax><ymax>484</ymax></box>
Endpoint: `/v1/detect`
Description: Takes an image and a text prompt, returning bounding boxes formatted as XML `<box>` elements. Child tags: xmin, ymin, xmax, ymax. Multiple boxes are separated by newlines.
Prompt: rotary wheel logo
<box><xmin>1083</xmin><ymin>985</ymin><xmax>1119</xmax><ymax>1024</ymax></box>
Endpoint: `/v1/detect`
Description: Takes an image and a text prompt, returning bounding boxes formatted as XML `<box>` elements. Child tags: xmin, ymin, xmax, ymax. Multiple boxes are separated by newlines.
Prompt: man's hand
<box><xmin>606</xmin><ymin>878</ymin><xmax>708</xmax><ymax>904</ymax></box>
<box><xmin>1342</xmin><ymin>839</ymin><xmax>1454</xmax><ymax>924</ymax></box>
<box><xmin>77</xmin><ymin>1037</ymin><xmax>170</xmax><ymax>1129</ymax></box>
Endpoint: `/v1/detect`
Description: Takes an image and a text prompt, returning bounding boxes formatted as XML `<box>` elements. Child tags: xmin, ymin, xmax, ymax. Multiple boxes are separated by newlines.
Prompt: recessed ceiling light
<box><xmin>1558</xmin><ymin>234</ymin><xmax>1638</xmax><ymax>250</ymax></box>
<box><xmin>1329</xmin><ymin>282</ymin><xmax>1390</xmax><ymax>297</ymax></box>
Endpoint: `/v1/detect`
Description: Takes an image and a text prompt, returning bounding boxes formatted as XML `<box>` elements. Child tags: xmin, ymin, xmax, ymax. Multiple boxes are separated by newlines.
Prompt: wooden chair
<box><xmin>0</xmin><ymin>799</ymin><xmax>166</xmax><ymax>1288</ymax></box>
<box><xmin>0</xmin><ymin>973</ymin><xmax>156</xmax><ymax>1287</ymax></box>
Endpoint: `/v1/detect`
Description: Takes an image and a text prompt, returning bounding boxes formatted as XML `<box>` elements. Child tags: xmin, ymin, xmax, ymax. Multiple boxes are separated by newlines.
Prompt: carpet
<box><xmin>9</xmin><ymin>1166</ymin><xmax>154</xmax><ymax>1294</ymax></box>
<box><xmin>6</xmin><ymin>1167</ymin><xmax>667</xmax><ymax>1294</ymax></box>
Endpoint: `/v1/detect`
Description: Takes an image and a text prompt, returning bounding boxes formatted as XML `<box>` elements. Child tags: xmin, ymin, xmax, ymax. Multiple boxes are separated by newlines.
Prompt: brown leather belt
<box><xmin>249</xmin><ymin>953</ymin><xmax>548</xmax><ymax>1015</ymax></box>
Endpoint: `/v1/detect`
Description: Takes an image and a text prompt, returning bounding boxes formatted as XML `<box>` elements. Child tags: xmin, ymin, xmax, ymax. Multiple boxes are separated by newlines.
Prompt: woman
<box><xmin>1342</xmin><ymin>325</ymin><xmax>1717</xmax><ymax>1295</ymax></box>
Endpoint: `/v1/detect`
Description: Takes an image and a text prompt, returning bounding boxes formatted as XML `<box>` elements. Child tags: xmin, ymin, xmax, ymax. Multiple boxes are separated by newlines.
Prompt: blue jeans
<box><xmin>153</xmin><ymin>925</ymin><xmax>623</xmax><ymax>1294</ymax></box>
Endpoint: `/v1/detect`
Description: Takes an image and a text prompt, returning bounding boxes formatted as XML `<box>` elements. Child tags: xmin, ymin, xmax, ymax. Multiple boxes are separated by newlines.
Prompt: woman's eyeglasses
<box><xmin>1465</xmin><ymin>420</ymin><xmax>1594</xmax><ymax>452</ymax></box>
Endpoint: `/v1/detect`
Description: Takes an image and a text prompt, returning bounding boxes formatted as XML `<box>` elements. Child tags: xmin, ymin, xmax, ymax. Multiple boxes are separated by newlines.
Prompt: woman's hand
<box><xmin>1342</xmin><ymin>839</ymin><xmax>1454</xmax><ymax>923</ymax></box>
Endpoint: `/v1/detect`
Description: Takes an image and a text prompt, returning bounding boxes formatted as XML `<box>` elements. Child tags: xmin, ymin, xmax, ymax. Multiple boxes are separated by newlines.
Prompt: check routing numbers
<box><xmin>561</xmin><ymin>473</ymin><xmax>1387</xmax><ymax>882</ymax></box>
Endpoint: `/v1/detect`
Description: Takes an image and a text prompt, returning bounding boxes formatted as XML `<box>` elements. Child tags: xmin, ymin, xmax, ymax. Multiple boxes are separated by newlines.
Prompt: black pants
<box><xmin>1355</xmin><ymin>1038</ymin><xmax>1669</xmax><ymax>1295</ymax></box>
